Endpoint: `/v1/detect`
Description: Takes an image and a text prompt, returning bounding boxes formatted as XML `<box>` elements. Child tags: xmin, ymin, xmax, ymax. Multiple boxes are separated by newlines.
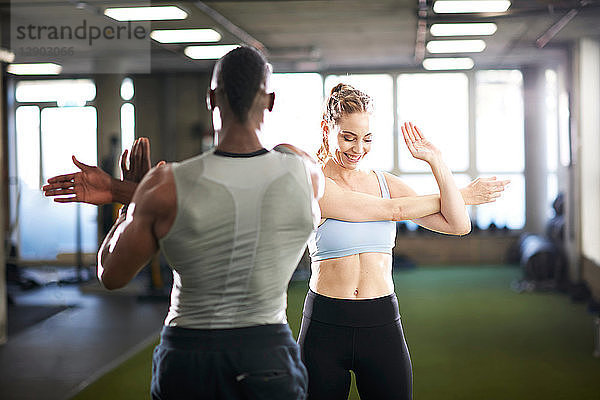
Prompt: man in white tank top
<box><xmin>44</xmin><ymin>47</ymin><xmax>322</xmax><ymax>400</ymax></box>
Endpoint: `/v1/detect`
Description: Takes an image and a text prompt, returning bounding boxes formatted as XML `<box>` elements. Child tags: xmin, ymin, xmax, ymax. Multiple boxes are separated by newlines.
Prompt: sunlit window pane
<box><xmin>16</xmin><ymin>79</ymin><xmax>96</xmax><ymax>104</ymax></box>
<box><xmin>476</xmin><ymin>173</ymin><xmax>525</xmax><ymax>230</ymax></box>
<box><xmin>398</xmin><ymin>173</ymin><xmax>471</xmax><ymax>195</ymax></box>
<box><xmin>121</xmin><ymin>103</ymin><xmax>135</xmax><ymax>156</ymax></box>
<box><xmin>121</xmin><ymin>77</ymin><xmax>134</xmax><ymax>101</ymax></box>
<box><xmin>16</xmin><ymin>106</ymin><xmax>40</xmax><ymax>189</ymax></box>
<box><xmin>261</xmin><ymin>73</ymin><xmax>323</xmax><ymax>155</ymax></box>
<box><xmin>398</xmin><ymin>173</ymin><xmax>472</xmax><ymax>230</ymax></box>
<box><xmin>397</xmin><ymin>73</ymin><xmax>469</xmax><ymax>173</ymax></box>
<box><xmin>18</xmin><ymin>106</ymin><xmax>98</xmax><ymax>259</ymax></box>
<box><xmin>545</xmin><ymin>69</ymin><xmax>558</xmax><ymax>172</ymax></box>
<box><xmin>41</xmin><ymin>107</ymin><xmax>97</xmax><ymax>180</ymax></box>
<box><xmin>476</xmin><ymin>70</ymin><xmax>524</xmax><ymax>172</ymax></box>
<box><xmin>325</xmin><ymin>74</ymin><xmax>394</xmax><ymax>171</ymax></box>
<box><xmin>558</xmin><ymin>92</ymin><xmax>571</xmax><ymax>167</ymax></box>
<box><xmin>42</xmin><ymin>107</ymin><xmax>98</xmax><ymax>257</ymax></box>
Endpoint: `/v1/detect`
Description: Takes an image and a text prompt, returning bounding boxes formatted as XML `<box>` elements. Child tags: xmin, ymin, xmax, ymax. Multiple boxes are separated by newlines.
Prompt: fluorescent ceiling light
<box><xmin>433</xmin><ymin>1</ymin><xmax>511</xmax><ymax>13</ymax></box>
<box><xmin>16</xmin><ymin>79</ymin><xmax>95</xmax><ymax>102</ymax></box>
<box><xmin>430</xmin><ymin>23</ymin><xmax>497</xmax><ymax>36</ymax></box>
<box><xmin>423</xmin><ymin>58</ymin><xmax>474</xmax><ymax>70</ymax></box>
<box><xmin>15</xmin><ymin>79</ymin><xmax>96</xmax><ymax>104</ymax></box>
<box><xmin>104</xmin><ymin>6</ymin><xmax>188</xmax><ymax>21</ymax></box>
<box><xmin>427</xmin><ymin>39</ymin><xmax>486</xmax><ymax>53</ymax></box>
<box><xmin>150</xmin><ymin>29</ymin><xmax>222</xmax><ymax>43</ymax></box>
<box><xmin>184</xmin><ymin>45</ymin><xmax>240</xmax><ymax>60</ymax></box>
<box><xmin>7</xmin><ymin>63</ymin><xmax>62</xmax><ymax>75</ymax></box>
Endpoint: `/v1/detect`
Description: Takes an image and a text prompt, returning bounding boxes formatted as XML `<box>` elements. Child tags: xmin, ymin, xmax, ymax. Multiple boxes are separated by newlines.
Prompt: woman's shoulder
<box><xmin>380</xmin><ymin>170</ymin><xmax>403</xmax><ymax>183</ymax></box>
<box><xmin>380</xmin><ymin>171</ymin><xmax>417</xmax><ymax>196</ymax></box>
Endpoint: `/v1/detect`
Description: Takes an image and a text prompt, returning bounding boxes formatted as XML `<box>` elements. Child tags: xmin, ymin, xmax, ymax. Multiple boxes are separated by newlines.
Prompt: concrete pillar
<box><xmin>161</xmin><ymin>74</ymin><xmax>177</xmax><ymax>162</ymax></box>
<box><xmin>94</xmin><ymin>75</ymin><xmax>122</xmax><ymax>172</ymax></box>
<box><xmin>94</xmin><ymin>75</ymin><xmax>122</xmax><ymax>243</ymax></box>
<box><xmin>522</xmin><ymin>66</ymin><xmax>548</xmax><ymax>235</ymax></box>
<box><xmin>134</xmin><ymin>75</ymin><xmax>162</xmax><ymax>163</ymax></box>
<box><xmin>565</xmin><ymin>45</ymin><xmax>582</xmax><ymax>283</ymax></box>
<box><xmin>577</xmin><ymin>38</ymin><xmax>600</xmax><ymax>266</ymax></box>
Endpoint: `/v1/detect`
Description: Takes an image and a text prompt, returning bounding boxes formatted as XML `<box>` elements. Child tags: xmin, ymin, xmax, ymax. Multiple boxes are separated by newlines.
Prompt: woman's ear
<box><xmin>321</xmin><ymin>120</ymin><xmax>329</xmax><ymax>135</ymax></box>
<box><xmin>321</xmin><ymin>121</ymin><xmax>331</xmax><ymax>152</ymax></box>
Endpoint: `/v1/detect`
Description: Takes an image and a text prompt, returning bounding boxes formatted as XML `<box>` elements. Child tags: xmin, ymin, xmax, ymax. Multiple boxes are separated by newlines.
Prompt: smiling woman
<box><xmin>298</xmin><ymin>82</ymin><xmax>484</xmax><ymax>400</ymax></box>
<box><xmin>317</xmin><ymin>83</ymin><xmax>373</xmax><ymax>165</ymax></box>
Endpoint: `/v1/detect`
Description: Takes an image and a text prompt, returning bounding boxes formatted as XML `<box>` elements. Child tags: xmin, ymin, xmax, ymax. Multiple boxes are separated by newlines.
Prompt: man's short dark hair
<box><xmin>217</xmin><ymin>46</ymin><xmax>269</xmax><ymax>122</ymax></box>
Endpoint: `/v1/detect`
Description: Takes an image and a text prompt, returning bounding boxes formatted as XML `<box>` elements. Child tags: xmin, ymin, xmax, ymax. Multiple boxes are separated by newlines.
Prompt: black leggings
<box><xmin>297</xmin><ymin>290</ymin><xmax>412</xmax><ymax>400</ymax></box>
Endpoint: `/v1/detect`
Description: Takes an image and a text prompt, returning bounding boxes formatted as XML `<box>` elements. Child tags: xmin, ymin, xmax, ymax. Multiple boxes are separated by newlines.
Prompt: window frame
<box><xmin>7</xmin><ymin>76</ymin><xmax>99</xmax><ymax>264</ymax></box>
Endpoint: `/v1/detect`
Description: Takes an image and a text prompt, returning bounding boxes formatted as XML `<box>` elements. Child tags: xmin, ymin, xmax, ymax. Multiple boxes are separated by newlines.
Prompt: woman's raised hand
<box><xmin>401</xmin><ymin>122</ymin><xmax>442</xmax><ymax>164</ymax></box>
<box><xmin>461</xmin><ymin>177</ymin><xmax>511</xmax><ymax>205</ymax></box>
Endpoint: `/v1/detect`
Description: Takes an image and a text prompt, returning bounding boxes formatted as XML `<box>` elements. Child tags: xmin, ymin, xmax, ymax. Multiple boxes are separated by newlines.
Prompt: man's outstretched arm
<box><xmin>43</xmin><ymin>137</ymin><xmax>156</xmax><ymax>205</ymax></box>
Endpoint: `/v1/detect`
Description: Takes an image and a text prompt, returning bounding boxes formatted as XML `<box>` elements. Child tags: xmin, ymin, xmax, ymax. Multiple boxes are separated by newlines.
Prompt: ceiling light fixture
<box><xmin>427</xmin><ymin>39</ymin><xmax>486</xmax><ymax>53</ymax></box>
<box><xmin>150</xmin><ymin>29</ymin><xmax>222</xmax><ymax>43</ymax></box>
<box><xmin>423</xmin><ymin>57</ymin><xmax>474</xmax><ymax>70</ymax></box>
<box><xmin>433</xmin><ymin>1</ymin><xmax>511</xmax><ymax>13</ymax></box>
<box><xmin>7</xmin><ymin>63</ymin><xmax>62</xmax><ymax>75</ymax></box>
<box><xmin>104</xmin><ymin>6</ymin><xmax>188</xmax><ymax>21</ymax></box>
<box><xmin>184</xmin><ymin>44</ymin><xmax>240</xmax><ymax>60</ymax></box>
<box><xmin>430</xmin><ymin>23</ymin><xmax>497</xmax><ymax>36</ymax></box>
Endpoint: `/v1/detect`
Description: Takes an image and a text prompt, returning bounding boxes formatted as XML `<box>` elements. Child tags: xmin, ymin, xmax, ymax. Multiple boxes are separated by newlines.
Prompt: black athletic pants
<box><xmin>297</xmin><ymin>290</ymin><xmax>413</xmax><ymax>400</ymax></box>
<box><xmin>151</xmin><ymin>323</ymin><xmax>308</xmax><ymax>400</ymax></box>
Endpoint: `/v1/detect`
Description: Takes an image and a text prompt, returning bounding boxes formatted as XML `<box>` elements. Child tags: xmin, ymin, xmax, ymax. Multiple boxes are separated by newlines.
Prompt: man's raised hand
<box><xmin>121</xmin><ymin>137</ymin><xmax>165</xmax><ymax>183</ymax></box>
<box><xmin>42</xmin><ymin>156</ymin><xmax>113</xmax><ymax>205</ymax></box>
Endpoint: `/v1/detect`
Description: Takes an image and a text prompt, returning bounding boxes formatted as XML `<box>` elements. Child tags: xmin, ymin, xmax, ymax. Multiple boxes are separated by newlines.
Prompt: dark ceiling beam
<box><xmin>535</xmin><ymin>0</ymin><xmax>594</xmax><ymax>48</ymax></box>
<box><xmin>193</xmin><ymin>1</ymin><xmax>267</xmax><ymax>54</ymax></box>
<box><xmin>536</xmin><ymin>8</ymin><xmax>579</xmax><ymax>48</ymax></box>
<box><xmin>414</xmin><ymin>0</ymin><xmax>427</xmax><ymax>64</ymax></box>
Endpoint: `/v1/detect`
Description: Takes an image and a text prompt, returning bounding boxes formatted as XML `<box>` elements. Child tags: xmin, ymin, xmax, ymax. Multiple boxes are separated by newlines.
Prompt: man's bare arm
<box><xmin>98</xmin><ymin>165</ymin><xmax>175</xmax><ymax>289</ymax></box>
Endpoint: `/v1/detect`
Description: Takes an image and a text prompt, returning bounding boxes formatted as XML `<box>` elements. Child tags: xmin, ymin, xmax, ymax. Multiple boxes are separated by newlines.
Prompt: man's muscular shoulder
<box><xmin>134</xmin><ymin>163</ymin><xmax>176</xmax><ymax>216</ymax></box>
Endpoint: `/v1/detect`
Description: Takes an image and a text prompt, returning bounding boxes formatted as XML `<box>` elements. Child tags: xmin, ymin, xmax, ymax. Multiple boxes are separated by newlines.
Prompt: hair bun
<box><xmin>330</xmin><ymin>83</ymin><xmax>348</xmax><ymax>96</ymax></box>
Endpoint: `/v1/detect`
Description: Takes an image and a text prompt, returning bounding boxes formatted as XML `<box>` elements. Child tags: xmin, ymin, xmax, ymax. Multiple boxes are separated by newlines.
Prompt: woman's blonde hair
<box><xmin>317</xmin><ymin>83</ymin><xmax>373</xmax><ymax>164</ymax></box>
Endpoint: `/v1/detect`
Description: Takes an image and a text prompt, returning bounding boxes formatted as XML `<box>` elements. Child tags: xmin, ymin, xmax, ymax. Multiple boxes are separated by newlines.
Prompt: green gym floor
<box><xmin>72</xmin><ymin>265</ymin><xmax>600</xmax><ymax>400</ymax></box>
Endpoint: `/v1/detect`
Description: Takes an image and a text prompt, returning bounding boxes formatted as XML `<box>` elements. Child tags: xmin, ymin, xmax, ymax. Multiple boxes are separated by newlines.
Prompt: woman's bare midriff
<box><xmin>309</xmin><ymin>252</ymin><xmax>394</xmax><ymax>299</ymax></box>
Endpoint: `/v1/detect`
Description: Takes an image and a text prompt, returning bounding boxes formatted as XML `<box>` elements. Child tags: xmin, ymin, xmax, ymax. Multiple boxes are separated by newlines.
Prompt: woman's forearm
<box><xmin>391</xmin><ymin>187</ymin><xmax>478</xmax><ymax>220</ymax></box>
<box><xmin>391</xmin><ymin>194</ymin><xmax>441</xmax><ymax>221</ymax></box>
<box><xmin>321</xmin><ymin>189</ymin><xmax>442</xmax><ymax>222</ymax></box>
<box><xmin>427</xmin><ymin>156</ymin><xmax>471</xmax><ymax>234</ymax></box>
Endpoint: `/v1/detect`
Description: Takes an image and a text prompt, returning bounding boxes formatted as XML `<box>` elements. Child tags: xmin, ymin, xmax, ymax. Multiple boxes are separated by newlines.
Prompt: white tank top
<box><xmin>159</xmin><ymin>148</ymin><xmax>315</xmax><ymax>329</ymax></box>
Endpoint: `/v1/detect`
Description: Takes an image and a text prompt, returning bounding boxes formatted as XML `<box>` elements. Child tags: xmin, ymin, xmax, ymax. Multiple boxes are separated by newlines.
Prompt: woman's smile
<box><xmin>343</xmin><ymin>152</ymin><xmax>363</xmax><ymax>163</ymax></box>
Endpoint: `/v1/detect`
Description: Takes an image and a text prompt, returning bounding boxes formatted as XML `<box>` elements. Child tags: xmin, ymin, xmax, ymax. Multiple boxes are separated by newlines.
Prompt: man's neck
<box><xmin>215</xmin><ymin>122</ymin><xmax>264</xmax><ymax>154</ymax></box>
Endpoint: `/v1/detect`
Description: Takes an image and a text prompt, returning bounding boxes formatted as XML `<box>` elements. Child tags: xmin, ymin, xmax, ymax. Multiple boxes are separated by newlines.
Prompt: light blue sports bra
<box><xmin>308</xmin><ymin>170</ymin><xmax>396</xmax><ymax>262</ymax></box>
